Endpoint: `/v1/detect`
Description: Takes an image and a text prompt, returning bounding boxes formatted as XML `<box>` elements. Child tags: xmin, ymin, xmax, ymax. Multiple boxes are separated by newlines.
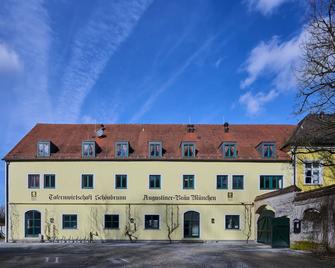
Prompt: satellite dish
<box><xmin>96</xmin><ymin>128</ymin><xmax>104</xmax><ymax>137</ymax></box>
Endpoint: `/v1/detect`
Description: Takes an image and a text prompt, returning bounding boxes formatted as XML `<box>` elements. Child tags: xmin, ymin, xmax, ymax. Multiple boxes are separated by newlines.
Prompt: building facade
<box><xmin>4</xmin><ymin>123</ymin><xmax>295</xmax><ymax>242</ymax></box>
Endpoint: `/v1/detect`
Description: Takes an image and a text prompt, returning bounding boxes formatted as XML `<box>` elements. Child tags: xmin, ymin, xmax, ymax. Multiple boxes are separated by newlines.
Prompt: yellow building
<box><xmin>4</xmin><ymin>123</ymin><xmax>295</xmax><ymax>242</ymax></box>
<box><xmin>282</xmin><ymin>114</ymin><xmax>335</xmax><ymax>191</ymax></box>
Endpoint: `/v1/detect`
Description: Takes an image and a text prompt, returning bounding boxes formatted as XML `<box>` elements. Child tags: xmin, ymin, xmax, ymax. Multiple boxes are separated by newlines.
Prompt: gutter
<box><xmin>5</xmin><ymin>161</ymin><xmax>9</xmax><ymax>243</ymax></box>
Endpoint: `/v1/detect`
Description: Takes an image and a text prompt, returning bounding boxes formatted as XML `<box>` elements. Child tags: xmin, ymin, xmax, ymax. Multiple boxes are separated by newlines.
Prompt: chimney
<box><xmin>224</xmin><ymin>122</ymin><xmax>229</xmax><ymax>133</ymax></box>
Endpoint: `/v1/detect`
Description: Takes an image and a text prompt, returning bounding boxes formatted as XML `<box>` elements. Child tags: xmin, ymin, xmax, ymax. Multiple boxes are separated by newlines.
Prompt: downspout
<box><xmin>5</xmin><ymin>161</ymin><xmax>9</xmax><ymax>243</ymax></box>
<box><xmin>292</xmin><ymin>146</ymin><xmax>296</xmax><ymax>186</ymax></box>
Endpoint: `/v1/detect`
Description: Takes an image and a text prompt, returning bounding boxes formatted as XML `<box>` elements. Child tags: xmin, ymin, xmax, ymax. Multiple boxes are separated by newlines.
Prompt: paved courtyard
<box><xmin>0</xmin><ymin>241</ymin><xmax>334</xmax><ymax>267</ymax></box>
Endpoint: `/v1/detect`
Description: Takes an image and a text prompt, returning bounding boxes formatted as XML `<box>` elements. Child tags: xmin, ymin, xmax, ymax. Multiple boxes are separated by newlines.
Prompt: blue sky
<box><xmin>0</xmin><ymin>0</ymin><xmax>307</xmax><ymax>204</ymax></box>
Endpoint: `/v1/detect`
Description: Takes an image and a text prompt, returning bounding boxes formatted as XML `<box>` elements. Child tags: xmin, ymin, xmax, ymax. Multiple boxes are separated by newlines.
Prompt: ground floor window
<box><xmin>144</xmin><ymin>215</ymin><xmax>159</xmax><ymax>229</ymax></box>
<box><xmin>260</xmin><ymin>175</ymin><xmax>283</xmax><ymax>190</ymax></box>
<box><xmin>225</xmin><ymin>215</ymin><xmax>240</xmax><ymax>230</ymax></box>
<box><xmin>62</xmin><ymin>214</ymin><xmax>77</xmax><ymax>229</ymax></box>
<box><xmin>184</xmin><ymin>211</ymin><xmax>200</xmax><ymax>238</ymax></box>
<box><xmin>105</xmin><ymin>214</ymin><xmax>119</xmax><ymax>229</ymax></box>
<box><xmin>25</xmin><ymin>210</ymin><xmax>41</xmax><ymax>237</ymax></box>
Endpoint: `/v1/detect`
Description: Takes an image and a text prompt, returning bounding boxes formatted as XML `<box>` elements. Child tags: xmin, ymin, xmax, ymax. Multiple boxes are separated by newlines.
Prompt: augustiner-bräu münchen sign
<box><xmin>47</xmin><ymin>194</ymin><xmax>217</xmax><ymax>202</ymax></box>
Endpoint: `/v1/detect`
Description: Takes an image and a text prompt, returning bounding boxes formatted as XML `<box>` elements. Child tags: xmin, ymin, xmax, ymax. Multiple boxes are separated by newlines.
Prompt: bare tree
<box><xmin>297</xmin><ymin>0</ymin><xmax>335</xmax><ymax>114</ymax></box>
<box><xmin>124</xmin><ymin>204</ymin><xmax>138</xmax><ymax>242</ymax></box>
<box><xmin>165</xmin><ymin>204</ymin><xmax>179</xmax><ymax>243</ymax></box>
<box><xmin>241</xmin><ymin>203</ymin><xmax>253</xmax><ymax>243</ymax></box>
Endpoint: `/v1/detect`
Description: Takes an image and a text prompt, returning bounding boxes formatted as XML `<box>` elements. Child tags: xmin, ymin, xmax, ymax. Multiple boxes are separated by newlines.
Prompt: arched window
<box><xmin>184</xmin><ymin>211</ymin><xmax>200</xmax><ymax>238</ymax></box>
<box><xmin>25</xmin><ymin>210</ymin><xmax>41</xmax><ymax>237</ymax></box>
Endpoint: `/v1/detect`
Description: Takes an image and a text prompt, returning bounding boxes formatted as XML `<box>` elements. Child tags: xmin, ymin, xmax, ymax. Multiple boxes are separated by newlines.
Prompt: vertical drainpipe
<box><xmin>293</xmin><ymin>146</ymin><xmax>296</xmax><ymax>186</ymax></box>
<box><xmin>5</xmin><ymin>161</ymin><xmax>9</xmax><ymax>243</ymax></box>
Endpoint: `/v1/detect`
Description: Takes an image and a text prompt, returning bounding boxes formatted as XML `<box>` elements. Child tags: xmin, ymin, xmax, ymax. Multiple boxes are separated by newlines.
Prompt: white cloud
<box><xmin>56</xmin><ymin>0</ymin><xmax>153</xmax><ymax>122</ymax></box>
<box><xmin>239</xmin><ymin>89</ymin><xmax>279</xmax><ymax>115</ymax></box>
<box><xmin>245</xmin><ymin>0</ymin><xmax>291</xmax><ymax>15</ymax></box>
<box><xmin>241</xmin><ymin>30</ymin><xmax>307</xmax><ymax>90</ymax></box>
<box><xmin>0</xmin><ymin>42</ymin><xmax>22</xmax><ymax>73</ymax></box>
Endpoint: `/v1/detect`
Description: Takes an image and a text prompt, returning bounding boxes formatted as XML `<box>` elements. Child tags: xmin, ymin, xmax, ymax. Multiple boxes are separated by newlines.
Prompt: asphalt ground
<box><xmin>0</xmin><ymin>241</ymin><xmax>334</xmax><ymax>267</ymax></box>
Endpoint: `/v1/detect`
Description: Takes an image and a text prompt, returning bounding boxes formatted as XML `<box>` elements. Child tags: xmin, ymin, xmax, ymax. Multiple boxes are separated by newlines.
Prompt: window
<box><xmin>225</xmin><ymin>215</ymin><xmax>240</xmax><ymax>230</ymax></box>
<box><xmin>105</xmin><ymin>214</ymin><xmax>119</xmax><ymax>229</ymax></box>
<box><xmin>262</xmin><ymin>143</ymin><xmax>275</xmax><ymax>158</ymax></box>
<box><xmin>305</xmin><ymin>162</ymin><xmax>322</xmax><ymax>185</ymax></box>
<box><xmin>37</xmin><ymin>141</ymin><xmax>50</xmax><ymax>157</ymax></box>
<box><xmin>182</xmin><ymin>142</ymin><xmax>195</xmax><ymax>158</ymax></box>
<box><xmin>232</xmin><ymin>175</ymin><xmax>244</xmax><ymax>190</ymax></box>
<box><xmin>145</xmin><ymin>215</ymin><xmax>159</xmax><ymax>229</ymax></box>
<box><xmin>223</xmin><ymin>143</ymin><xmax>237</xmax><ymax>158</ymax></box>
<box><xmin>217</xmin><ymin>175</ymin><xmax>228</xmax><ymax>189</ymax></box>
<box><xmin>28</xmin><ymin>174</ymin><xmax>40</xmax><ymax>189</ymax></box>
<box><xmin>116</xmin><ymin>142</ymin><xmax>129</xmax><ymax>157</ymax></box>
<box><xmin>260</xmin><ymin>175</ymin><xmax>283</xmax><ymax>190</ymax></box>
<box><xmin>62</xmin><ymin>214</ymin><xmax>77</xmax><ymax>229</ymax></box>
<box><xmin>115</xmin><ymin>174</ymin><xmax>127</xmax><ymax>189</ymax></box>
<box><xmin>149</xmin><ymin>142</ymin><xmax>162</xmax><ymax>158</ymax></box>
<box><xmin>82</xmin><ymin>174</ymin><xmax>93</xmax><ymax>189</ymax></box>
<box><xmin>82</xmin><ymin>141</ymin><xmax>95</xmax><ymax>157</ymax></box>
<box><xmin>149</xmin><ymin>175</ymin><xmax>161</xmax><ymax>189</ymax></box>
<box><xmin>183</xmin><ymin>175</ymin><xmax>195</xmax><ymax>189</ymax></box>
<box><xmin>44</xmin><ymin>174</ymin><xmax>55</xmax><ymax>188</ymax></box>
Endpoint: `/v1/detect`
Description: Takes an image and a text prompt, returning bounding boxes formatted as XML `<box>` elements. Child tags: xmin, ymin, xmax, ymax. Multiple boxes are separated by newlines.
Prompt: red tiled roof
<box><xmin>3</xmin><ymin>124</ymin><xmax>296</xmax><ymax>161</ymax></box>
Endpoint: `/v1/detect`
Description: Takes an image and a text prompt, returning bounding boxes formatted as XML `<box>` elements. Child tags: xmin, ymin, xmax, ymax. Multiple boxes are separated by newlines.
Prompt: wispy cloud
<box><xmin>239</xmin><ymin>89</ymin><xmax>278</xmax><ymax>115</ymax></box>
<box><xmin>130</xmin><ymin>37</ymin><xmax>215</xmax><ymax>122</ymax></box>
<box><xmin>238</xmin><ymin>28</ymin><xmax>308</xmax><ymax>115</ymax></box>
<box><xmin>0</xmin><ymin>42</ymin><xmax>22</xmax><ymax>73</ymax></box>
<box><xmin>245</xmin><ymin>0</ymin><xmax>291</xmax><ymax>15</ymax></box>
<box><xmin>56</xmin><ymin>0</ymin><xmax>153</xmax><ymax>122</ymax></box>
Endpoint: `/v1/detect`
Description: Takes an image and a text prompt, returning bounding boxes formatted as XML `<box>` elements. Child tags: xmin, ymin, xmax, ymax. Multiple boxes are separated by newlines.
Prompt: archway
<box><xmin>184</xmin><ymin>211</ymin><xmax>200</xmax><ymax>238</ymax></box>
<box><xmin>25</xmin><ymin>210</ymin><xmax>41</xmax><ymax>237</ymax></box>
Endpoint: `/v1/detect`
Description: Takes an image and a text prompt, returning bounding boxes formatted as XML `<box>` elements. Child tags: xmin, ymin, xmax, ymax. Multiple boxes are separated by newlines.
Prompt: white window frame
<box><xmin>304</xmin><ymin>161</ymin><xmax>323</xmax><ymax>185</ymax></box>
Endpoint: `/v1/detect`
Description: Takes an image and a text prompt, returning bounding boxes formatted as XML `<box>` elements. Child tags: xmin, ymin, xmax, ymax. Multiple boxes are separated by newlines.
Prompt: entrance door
<box><xmin>184</xmin><ymin>211</ymin><xmax>200</xmax><ymax>238</ymax></box>
<box><xmin>257</xmin><ymin>209</ymin><xmax>274</xmax><ymax>244</ymax></box>
<box><xmin>25</xmin><ymin>210</ymin><xmax>41</xmax><ymax>237</ymax></box>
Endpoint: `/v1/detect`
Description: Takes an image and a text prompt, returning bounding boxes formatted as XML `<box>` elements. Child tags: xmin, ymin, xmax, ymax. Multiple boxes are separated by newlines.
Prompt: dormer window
<box><xmin>223</xmin><ymin>143</ymin><xmax>237</xmax><ymax>158</ymax></box>
<box><xmin>149</xmin><ymin>141</ymin><xmax>162</xmax><ymax>158</ymax></box>
<box><xmin>182</xmin><ymin>142</ymin><xmax>195</xmax><ymax>158</ymax></box>
<box><xmin>37</xmin><ymin>141</ymin><xmax>50</xmax><ymax>157</ymax></box>
<box><xmin>116</xmin><ymin>141</ymin><xmax>129</xmax><ymax>157</ymax></box>
<box><xmin>262</xmin><ymin>143</ymin><xmax>275</xmax><ymax>158</ymax></box>
<box><xmin>82</xmin><ymin>141</ymin><xmax>95</xmax><ymax>158</ymax></box>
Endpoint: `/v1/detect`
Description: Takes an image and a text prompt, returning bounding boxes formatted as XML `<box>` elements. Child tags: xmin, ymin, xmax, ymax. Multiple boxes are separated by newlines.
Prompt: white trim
<box><xmin>26</xmin><ymin>173</ymin><xmax>41</xmax><ymax>189</ymax></box>
<box><xmin>43</xmin><ymin>173</ymin><xmax>56</xmax><ymax>189</ymax></box>
<box><xmin>215</xmin><ymin>174</ymin><xmax>229</xmax><ymax>190</ymax></box>
<box><xmin>303</xmin><ymin>160</ymin><xmax>323</xmax><ymax>186</ymax></box>
<box><xmin>22</xmin><ymin>209</ymin><xmax>43</xmax><ymax>239</ymax></box>
<box><xmin>231</xmin><ymin>174</ymin><xmax>245</xmax><ymax>191</ymax></box>
<box><xmin>257</xmin><ymin>174</ymin><xmax>285</xmax><ymax>191</ymax></box>
<box><xmin>182</xmin><ymin>210</ymin><xmax>201</xmax><ymax>239</ymax></box>
<box><xmin>61</xmin><ymin>213</ymin><xmax>79</xmax><ymax>230</ymax></box>
<box><xmin>148</xmin><ymin>174</ymin><xmax>162</xmax><ymax>190</ymax></box>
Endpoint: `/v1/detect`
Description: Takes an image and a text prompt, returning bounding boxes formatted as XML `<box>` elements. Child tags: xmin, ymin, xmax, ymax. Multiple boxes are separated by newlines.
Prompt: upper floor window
<box><xmin>115</xmin><ymin>174</ymin><xmax>127</xmax><ymax>189</ymax></box>
<box><xmin>260</xmin><ymin>175</ymin><xmax>283</xmax><ymax>190</ymax></box>
<box><xmin>149</xmin><ymin>142</ymin><xmax>162</xmax><ymax>158</ymax></box>
<box><xmin>305</xmin><ymin>162</ymin><xmax>322</xmax><ymax>185</ymax></box>
<box><xmin>82</xmin><ymin>174</ymin><xmax>93</xmax><ymax>189</ymax></box>
<box><xmin>28</xmin><ymin>174</ymin><xmax>40</xmax><ymax>189</ymax></box>
<box><xmin>232</xmin><ymin>175</ymin><xmax>244</xmax><ymax>190</ymax></box>
<box><xmin>116</xmin><ymin>142</ymin><xmax>129</xmax><ymax>158</ymax></box>
<box><xmin>225</xmin><ymin>215</ymin><xmax>240</xmax><ymax>230</ymax></box>
<box><xmin>183</xmin><ymin>175</ymin><xmax>195</xmax><ymax>189</ymax></box>
<box><xmin>44</xmin><ymin>174</ymin><xmax>55</xmax><ymax>189</ymax></box>
<box><xmin>217</xmin><ymin>175</ymin><xmax>228</xmax><ymax>189</ymax></box>
<box><xmin>182</xmin><ymin>142</ymin><xmax>195</xmax><ymax>158</ymax></box>
<box><xmin>223</xmin><ymin>143</ymin><xmax>237</xmax><ymax>158</ymax></box>
<box><xmin>262</xmin><ymin>143</ymin><xmax>276</xmax><ymax>158</ymax></box>
<box><xmin>105</xmin><ymin>214</ymin><xmax>119</xmax><ymax>229</ymax></box>
<box><xmin>145</xmin><ymin>215</ymin><xmax>160</xmax><ymax>229</ymax></box>
<box><xmin>37</xmin><ymin>141</ymin><xmax>50</xmax><ymax>157</ymax></box>
<box><xmin>62</xmin><ymin>214</ymin><xmax>77</xmax><ymax>229</ymax></box>
<box><xmin>149</xmin><ymin>175</ymin><xmax>161</xmax><ymax>189</ymax></box>
<box><xmin>82</xmin><ymin>141</ymin><xmax>95</xmax><ymax>158</ymax></box>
